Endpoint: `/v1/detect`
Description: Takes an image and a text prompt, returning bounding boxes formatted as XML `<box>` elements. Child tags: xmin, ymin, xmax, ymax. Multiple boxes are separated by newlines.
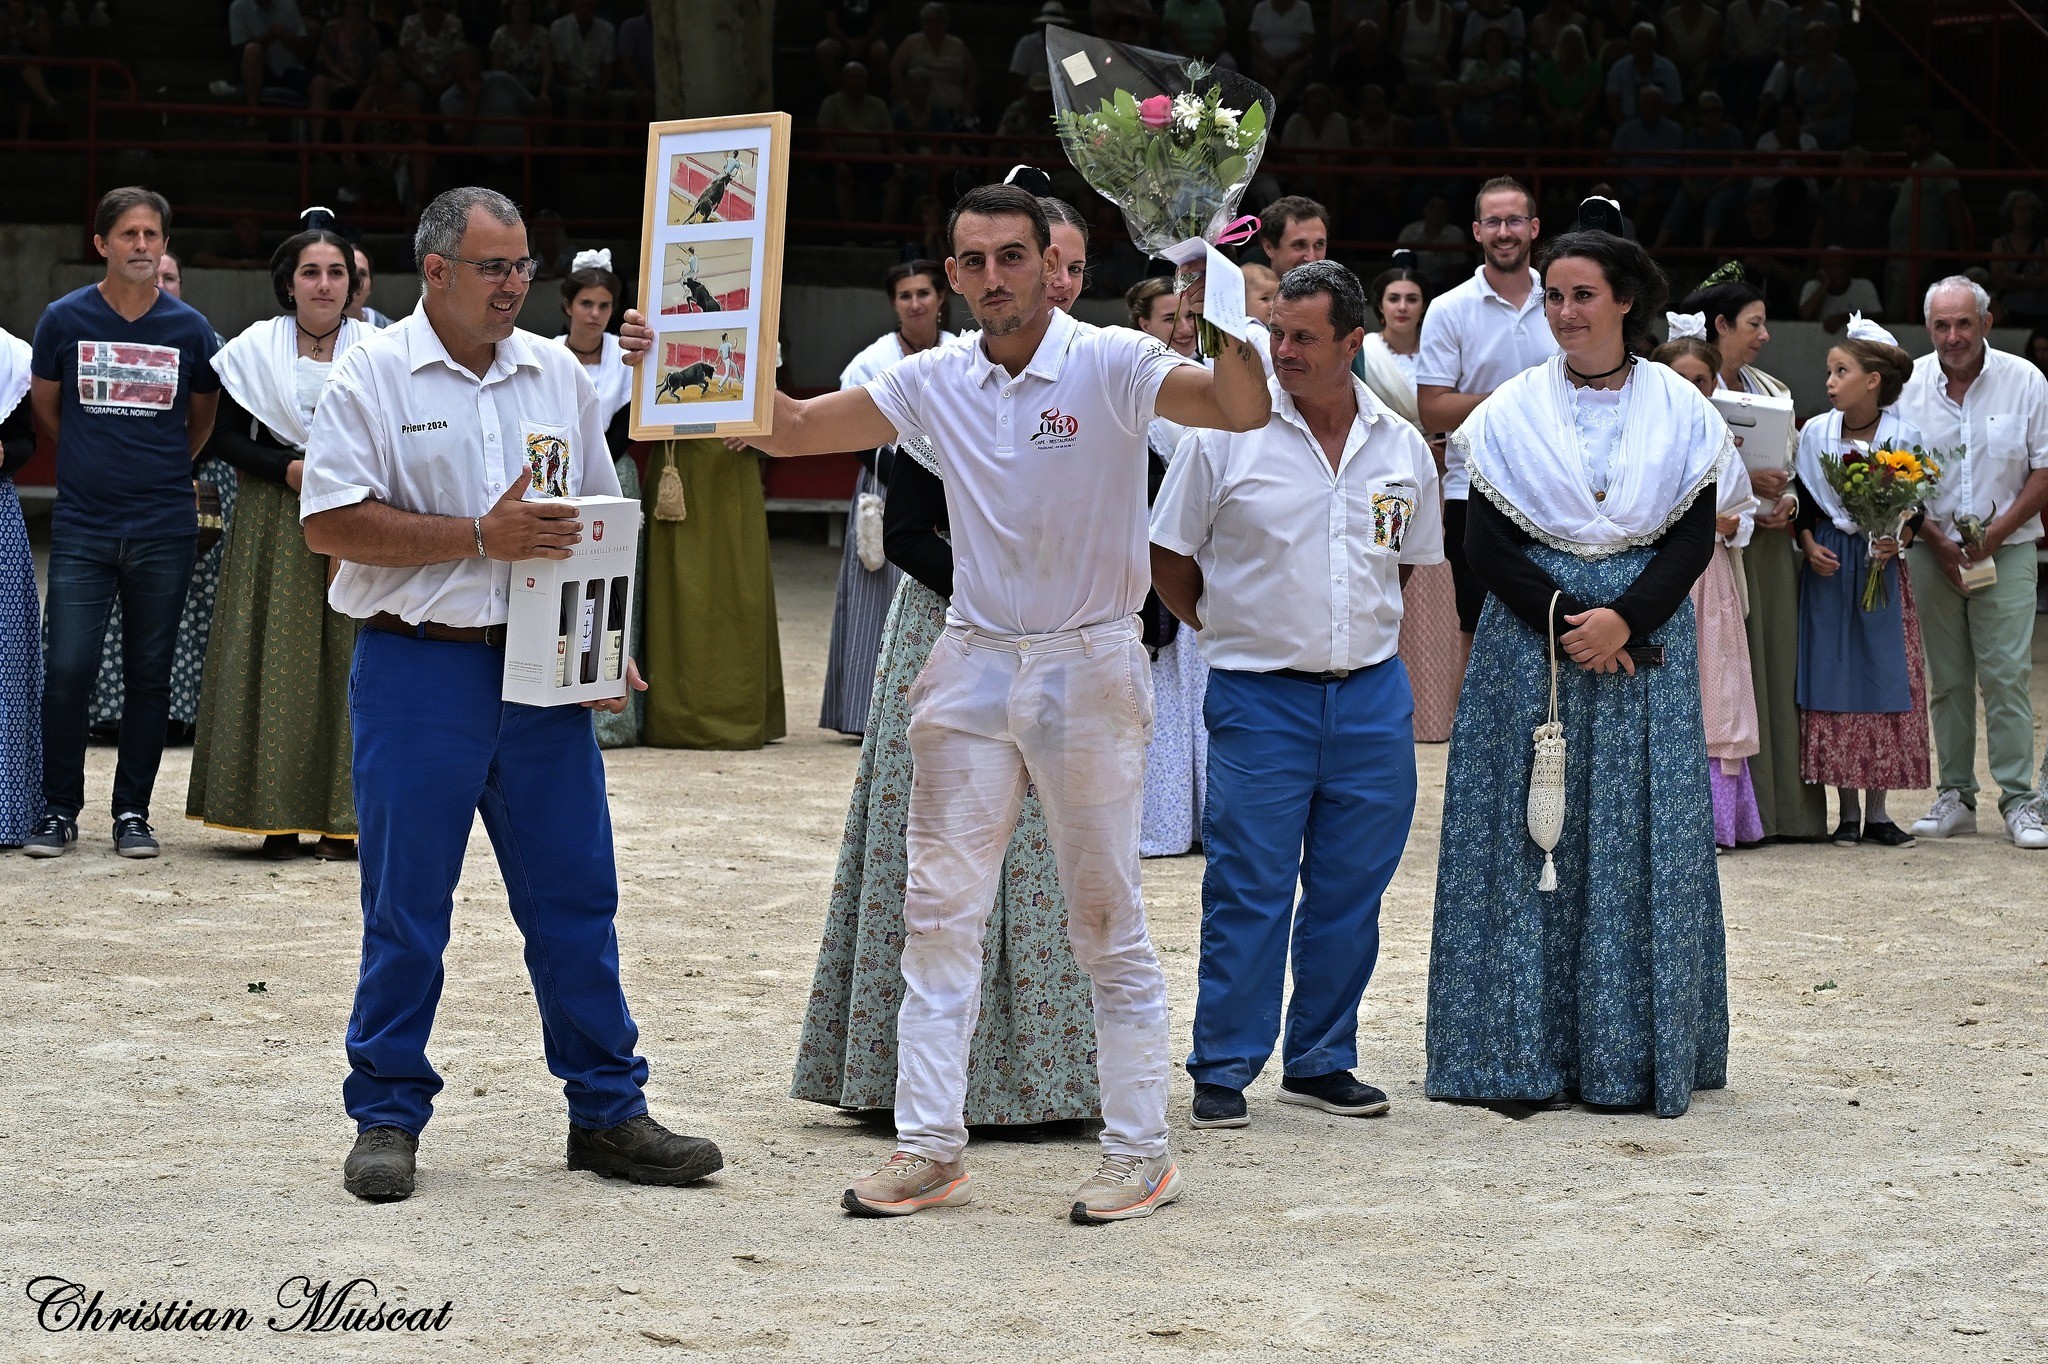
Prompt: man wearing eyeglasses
<box><xmin>299</xmin><ymin>186</ymin><xmax>723</xmax><ymax>1203</ymax></box>
<box><xmin>1415</xmin><ymin>175</ymin><xmax>1557</xmax><ymax>664</ymax></box>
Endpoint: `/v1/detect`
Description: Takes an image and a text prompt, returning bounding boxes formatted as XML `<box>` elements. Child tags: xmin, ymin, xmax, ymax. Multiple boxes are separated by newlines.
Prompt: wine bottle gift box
<box><xmin>501</xmin><ymin>495</ymin><xmax>643</xmax><ymax>707</ymax></box>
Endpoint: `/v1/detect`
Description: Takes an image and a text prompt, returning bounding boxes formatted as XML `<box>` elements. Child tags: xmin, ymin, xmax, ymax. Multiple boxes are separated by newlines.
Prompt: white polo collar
<box><xmin>400</xmin><ymin>302</ymin><xmax>543</xmax><ymax>383</ymax></box>
<box><xmin>964</xmin><ymin>304</ymin><xmax>1079</xmax><ymax>388</ymax></box>
<box><xmin>1472</xmin><ymin>264</ymin><xmax>1542</xmax><ymax>311</ymax></box>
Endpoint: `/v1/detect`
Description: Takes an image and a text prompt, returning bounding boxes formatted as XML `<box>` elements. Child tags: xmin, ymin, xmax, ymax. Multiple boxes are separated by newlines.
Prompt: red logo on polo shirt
<box><xmin>593</xmin><ymin>520</ymin><xmax>605</xmax><ymax>541</ymax></box>
<box><xmin>525</xmin><ymin>576</ymin><xmax>536</xmax><ymax>588</ymax></box>
<box><xmin>1032</xmin><ymin>406</ymin><xmax>1080</xmax><ymax>448</ymax></box>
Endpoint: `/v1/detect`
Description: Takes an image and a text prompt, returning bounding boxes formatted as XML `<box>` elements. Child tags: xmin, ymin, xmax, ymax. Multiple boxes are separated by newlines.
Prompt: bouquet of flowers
<box><xmin>1818</xmin><ymin>442</ymin><xmax>1944</xmax><ymax>611</ymax></box>
<box><xmin>1045</xmin><ymin>27</ymin><xmax>1272</xmax><ymax>353</ymax></box>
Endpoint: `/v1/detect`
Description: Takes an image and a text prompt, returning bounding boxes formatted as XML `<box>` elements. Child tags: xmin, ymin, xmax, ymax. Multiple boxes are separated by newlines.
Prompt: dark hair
<box><xmin>885</xmin><ymin>257</ymin><xmax>950</xmax><ymax>331</ymax></box>
<box><xmin>1680</xmin><ymin>274</ymin><xmax>1768</xmax><ymax>342</ymax></box>
<box><xmin>270</xmin><ymin>229</ymin><xmax>360</xmax><ymax>311</ymax></box>
<box><xmin>1472</xmin><ymin>175</ymin><xmax>1534</xmax><ymax>222</ymax></box>
<box><xmin>95</xmin><ymin>186</ymin><xmax>172</xmax><ymax>240</ymax></box>
<box><xmin>1832</xmin><ymin>336</ymin><xmax>1914</xmax><ymax>407</ymax></box>
<box><xmin>1537</xmin><ymin>230</ymin><xmax>1668</xmax><ymax>349</ymax></box>
<box><xmin>1368</xmin><ymin>264</ymin><xmax>1427</xmax><ymax>314</ymax></box>
<box><xmin>1650</xmin><ymin>336</ymin><xmax>1723</xmax><ymax>376</ymax></box>
<box><xmin>1038</xmin><ymin>195</ymin><xmax>1089</xmax><ymax>247</ymax></box>
<box><xmin>1259</xmin><ymin>195</ymin><xmax>1330</xmax><ymax>246</ymax></box>
<box><xmin>946</xmin><ymin>183</ymin><xmax>1050</xmax><ymax>256</ymax></box>
<box><xmin>1125</xmin><ymin>276</ymin><xmax>1175</xmax><ymax>328</ymax></box>
<box><xmin>1276</xmin><ymin>260</ymin><xmax>1367</xmax><ymax>338</ymax></box>
<box><xmin>560</xmin><ymin>264</ymin><xmax>621</xmax><ymax>307</ymax></box>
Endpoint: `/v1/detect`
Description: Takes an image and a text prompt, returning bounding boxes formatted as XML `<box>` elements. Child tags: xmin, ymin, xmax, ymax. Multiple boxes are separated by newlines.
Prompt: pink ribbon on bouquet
<box><xmin>1215</xmin><ymin>215</ymin><xmax>1262</xmax><ymax>246</ymax></box>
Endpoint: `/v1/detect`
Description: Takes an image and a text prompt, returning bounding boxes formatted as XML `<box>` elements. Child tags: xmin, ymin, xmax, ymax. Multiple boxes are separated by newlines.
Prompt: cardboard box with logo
<box><xmin>502</xmin><ymin>495</ymin><xmax>643</xmax><ymax>707</ymax></box>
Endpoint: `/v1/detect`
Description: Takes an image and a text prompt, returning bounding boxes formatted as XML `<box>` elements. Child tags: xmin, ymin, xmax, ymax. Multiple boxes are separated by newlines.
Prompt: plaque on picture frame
<box><xmin>629</xmin><ymin>111</ymin><xmax>791</xmax><ymax>441</ymax></box>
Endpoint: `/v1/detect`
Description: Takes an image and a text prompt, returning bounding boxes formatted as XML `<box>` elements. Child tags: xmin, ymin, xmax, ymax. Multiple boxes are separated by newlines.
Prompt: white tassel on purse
<box><xmin>1527</xmin><ymin>591</ymin><xmax>1567</xmax><ymax>893</ymax></box>
<box><xmin>855</xmin><ymin>490</ymin><xmax>887</xmax><ymax>572</ymax></box>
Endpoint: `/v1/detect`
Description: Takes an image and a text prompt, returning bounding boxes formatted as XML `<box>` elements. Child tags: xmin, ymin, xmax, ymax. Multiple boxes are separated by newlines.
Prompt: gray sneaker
<box><xmin>1070</xmin><ymin>1152</ymin><xmax>1182</xmax><ymax>1224</ymax></box>
<box><xmin>112</xmin><ymin>812</ymin><xmax>159</xmax><ymax>859</ymax></box>
<box><xmin>842</xmin><ymin>1151</ymin><xmax>972</xmax><ymax>1217</ymax></box>
<box><xmin>22</xmin><ymin>813</ymin><xmax>77</xmax><ymax>858</ymax></box>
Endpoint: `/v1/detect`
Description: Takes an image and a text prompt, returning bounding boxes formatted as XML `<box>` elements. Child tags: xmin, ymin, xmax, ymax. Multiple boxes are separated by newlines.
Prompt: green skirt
<box><xmin>640</xmin><ymin>439</ymin><xmax>786</xmax><ymax>750</ymax></box>
<box><xmin>186</xmin><ymin>476</ymin><xmax>359</xmax><ymax>838</ymax></box>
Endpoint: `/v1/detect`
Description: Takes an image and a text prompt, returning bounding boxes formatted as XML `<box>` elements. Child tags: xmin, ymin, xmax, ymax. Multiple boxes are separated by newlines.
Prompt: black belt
<box><xmin>365</xmin><ymin>612</ymin><xmax>507</xmax><ymax>646</ymax></box>
<box><xmin>1271</xmin><ymin>667</ymin><xmax>1355</xmax><ymax>684</ymax></box>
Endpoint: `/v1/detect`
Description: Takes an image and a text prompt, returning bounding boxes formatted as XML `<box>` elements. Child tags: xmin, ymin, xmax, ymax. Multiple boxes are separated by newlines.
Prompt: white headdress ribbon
<box><xmin>1665</xmin><ymin>311</ymin><xmax>1707</xmax><ymax>340</ymax></box>
<box><xmin>1843</xmin><ymin>311</ymin><xmax>1897</xmax><ymax>346</ymax></box>
<box><xmin>572</xmin><ymin>248</ymin><xmax>613</xmax><ymax>272</ymax></box>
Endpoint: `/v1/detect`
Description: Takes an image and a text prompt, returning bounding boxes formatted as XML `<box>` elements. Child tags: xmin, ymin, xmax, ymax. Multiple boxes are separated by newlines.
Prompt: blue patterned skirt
<box><xmin>1426</xmin><ymin>545</ymin><xmax>1728</xmax><ymax>1117</ymax></box>
<box><xmin>0</xmin><ymin>478</ymin><xmax>41</xmax><ymax>844</ymax></box>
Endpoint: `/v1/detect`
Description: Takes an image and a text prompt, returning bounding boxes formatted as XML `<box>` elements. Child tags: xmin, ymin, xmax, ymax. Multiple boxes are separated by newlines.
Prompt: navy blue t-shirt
<box><xmin>30</xmin><ymin>283</ymin><xmax>222</xmax><ymax>540</ymax></box>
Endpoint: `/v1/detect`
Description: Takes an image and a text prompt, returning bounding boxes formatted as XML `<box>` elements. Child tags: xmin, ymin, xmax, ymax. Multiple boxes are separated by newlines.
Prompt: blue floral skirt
<box><xmin>0</xmin><ymin>479</ymin><xmax>41</xmax><ymax>845</ymax></box>
<box><xmin>1426</xmin><ymin>545</ymin><xmax>1728</xmax><ymax>1117</ymax></box>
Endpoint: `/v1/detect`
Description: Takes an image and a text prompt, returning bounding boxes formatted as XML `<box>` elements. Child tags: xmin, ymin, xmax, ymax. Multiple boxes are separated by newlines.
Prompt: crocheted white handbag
<box><xmin>1527</xmin><ymin>591</ymin><xmax>1567</xmax><ymax>893</ymax></box>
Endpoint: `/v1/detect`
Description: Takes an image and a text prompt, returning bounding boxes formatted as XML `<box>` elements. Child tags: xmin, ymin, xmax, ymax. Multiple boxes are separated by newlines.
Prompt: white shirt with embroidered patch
<box><xmin>1896</xmin><ymin>344</ymin><xmax>2048</xmax><ymax>543</ymax></box>
<box><xmin>1415</xmin><ymin>264</ymin><xmax>1558</xmax><ymax>499</ymax></box>
<box><xmin>1150</xmin><ymin>374</ymin><xmax>1444</xmax><ymax>673</ymax></box>
<box><xmin>301</xmin><ymin>306</ymin><xmax>618</xmax><ymax>627</ymax></box>
<box><xmin>863</xmin><ymin>306</ymin><xmax>1197</xmax><ymax>636</ymax></box>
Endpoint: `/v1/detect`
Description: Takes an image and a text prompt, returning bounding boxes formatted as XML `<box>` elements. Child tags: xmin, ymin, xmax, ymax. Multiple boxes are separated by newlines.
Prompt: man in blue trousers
<box><xmin>1149</xmin><ymin>261</ymin><xmax>1442</xmax><ymax>1129</ymax></box>
<box><xmin>301</xmin><ymin>186</ymin><xmax>720</xmax><ymax>1201</ymax></box>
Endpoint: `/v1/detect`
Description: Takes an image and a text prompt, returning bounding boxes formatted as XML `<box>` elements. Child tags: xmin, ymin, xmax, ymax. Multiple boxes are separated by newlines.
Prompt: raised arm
<box><xmin>747</xmin><ymin>386</ymin><xmax>901</xmax><ymax>457</ymax></box>
<box><xmin>1154</xmin><ymin>332</ymin><xmax>1271</xmax><ymax>432</ymax></box>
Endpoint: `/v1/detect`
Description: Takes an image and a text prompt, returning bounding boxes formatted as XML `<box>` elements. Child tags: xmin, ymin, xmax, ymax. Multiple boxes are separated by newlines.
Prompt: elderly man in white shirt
<box><xmin>1151</xmin><ymin>261</ymin><xmax>1442</xmax><ymax>1131</ymax></box>
<box><xmin>1897</xmin><ymin>275</ymin><xmax>2048</xmax><ymax>848</ymax></box>
<box><xmin>1416</xmin><ymin>176</ymin><xmax>1560</xmax><ymax>644</ymax></box>
<box><xmin>749</xmin><ymin>183</ymin><xmax>1270</xmax><ymax>1224</ymax></box>
<box><xmin>300</xmin><ymin>187</ymin><xmax>723</xmax><ymax>1201</ymax></box>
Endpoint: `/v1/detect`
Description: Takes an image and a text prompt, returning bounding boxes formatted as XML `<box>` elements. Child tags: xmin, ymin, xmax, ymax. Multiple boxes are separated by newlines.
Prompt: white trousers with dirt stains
<box><xmin>894</xmin><ymin>617</ymin><xmax>1171</xmax><ymax>1163</ymax></box>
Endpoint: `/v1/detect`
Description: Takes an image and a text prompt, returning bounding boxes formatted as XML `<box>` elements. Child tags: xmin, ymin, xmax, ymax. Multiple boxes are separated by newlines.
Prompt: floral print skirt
<box><xmin>790</xmin><ymin>575</ymin><xmax>1100</xmax><ymax>1124</ymax></box>
<box><xmin>1426</xmin><ymin>545</ymin><xmax>1728</xmax><ymax>1117</ymax></box>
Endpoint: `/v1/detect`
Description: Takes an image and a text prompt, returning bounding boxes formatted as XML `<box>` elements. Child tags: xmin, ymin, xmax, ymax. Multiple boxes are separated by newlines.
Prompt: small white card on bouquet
<box><xmin>1157</xmin><ymin>237</ymin><xmax>1250</xmax><ymax>342</ymax></box>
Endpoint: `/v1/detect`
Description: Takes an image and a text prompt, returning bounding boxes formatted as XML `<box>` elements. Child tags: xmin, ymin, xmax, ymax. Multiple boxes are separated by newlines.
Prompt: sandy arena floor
<box><xmin>1</xmin><ymin>540</ymin><xmax>2044</xmax><ymax>1361</ymax></box>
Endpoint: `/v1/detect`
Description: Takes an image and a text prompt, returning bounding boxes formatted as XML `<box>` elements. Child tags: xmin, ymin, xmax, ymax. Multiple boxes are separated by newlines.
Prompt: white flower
<box><xmin>1171</xmin><ymin>92</ymin><xmax>1204</xmax><ymax>130</ymax></box>
<box><xmin>1214</xmin><ymin>106</ymin><xmax>1239</xmax><ymax>132</ymax></box>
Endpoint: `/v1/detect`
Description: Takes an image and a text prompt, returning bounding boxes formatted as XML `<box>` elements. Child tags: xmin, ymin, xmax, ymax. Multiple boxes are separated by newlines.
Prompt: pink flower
<box><xmin>1138</xmin><ymin>95</ymin><xmax>1173</xmax><ymax>128</ymax></box>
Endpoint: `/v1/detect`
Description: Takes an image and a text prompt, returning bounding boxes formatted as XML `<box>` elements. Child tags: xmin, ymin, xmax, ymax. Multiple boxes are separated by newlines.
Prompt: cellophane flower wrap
<box><xmin>1819</xmin><ymin>442</ymin><xmax>1944</xmax><ymax>611</ymax></box>
<box><xmin>1045</xmin><ymin>27</ymin><xmax>1273</xmax><ymax>256</ymax></box>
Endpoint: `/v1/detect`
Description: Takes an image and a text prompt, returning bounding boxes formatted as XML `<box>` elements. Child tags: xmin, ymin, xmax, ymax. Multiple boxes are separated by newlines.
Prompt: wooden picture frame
<box><xmin>629</xmin><ymin>111</ymin><xmax>791</xmax><ymax>441</ymax></box>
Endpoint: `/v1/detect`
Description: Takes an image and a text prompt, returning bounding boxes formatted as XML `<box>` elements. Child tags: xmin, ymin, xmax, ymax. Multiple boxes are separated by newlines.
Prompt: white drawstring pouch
<box><xmin>1527</xmin><ymin>591</ymin><xmax>1567</xmax><ymax>893</ymax></box>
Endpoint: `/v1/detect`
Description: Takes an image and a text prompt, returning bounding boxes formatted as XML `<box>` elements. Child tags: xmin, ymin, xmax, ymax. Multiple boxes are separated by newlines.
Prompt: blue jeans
<box><xmin>343</xmin><ymin>628</ymin><xmax>648</xmax><ymax>1135</ymax></box>
<box><xmin>1188</xmin><ymin>663</ymin><xmax>1418</xmax><ymax>1090</ymax></box>
<box><xmin>41</xmin><ymin>532</ymin><xmax>196</xmax><ymax>821</ymax></box>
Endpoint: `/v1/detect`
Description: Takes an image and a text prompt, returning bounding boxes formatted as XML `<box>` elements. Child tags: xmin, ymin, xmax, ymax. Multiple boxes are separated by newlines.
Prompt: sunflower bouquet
<box><xmin>1819</xmin><ymin>442</ymin><xmax>1944</xmax><ymax>611</ymax></box>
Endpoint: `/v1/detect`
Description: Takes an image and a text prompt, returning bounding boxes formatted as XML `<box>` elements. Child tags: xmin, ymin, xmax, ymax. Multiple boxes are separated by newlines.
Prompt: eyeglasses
<box><xmin>1478</xmin><ymin>216</ymin><xmax>1532</xmax><ymax>232</ymax></box>
<box><xmin>443</xmin><ymin>254</ymin><xmax>540</xmax><ymax>283</ymax></box>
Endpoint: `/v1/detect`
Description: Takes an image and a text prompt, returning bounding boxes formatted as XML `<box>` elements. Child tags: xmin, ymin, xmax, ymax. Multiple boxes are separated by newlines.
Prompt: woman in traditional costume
<box><xmin>0</xmin><ymin>326</ymin><xmax>39</xmax><ymax>846</ymax></box>
<box><xmin>1357</xmin><ymin>255</ymin><xmax>1463</xmax><ymax>742</ymax></box>
<box><xmin>555</xmin><ymin>248</ymin><xmax>644</xmax><ymax>750</ymax></box>
<box><xmin>1682</xmin><ymin>265</ymin><xmax>1828</xmax><ymax>842</ymax></box>
<box><xmin>818</xmin><ymin>260</ymin><xmax>953</xmax><ymax>738</ymax></box>
<box><xmin>1791</xmin><ymin>320</ymin><xmax>1931</xmax><ymax>847</ymax></box>
<box><xmin>1427</xmin><ymin>206</ymin><xmax>1729</xmax><ymax>1118</ymax></box>
<box><xmin>1654</xmin><ymin>324</ymin><xmax>1766</xmax><ymax>850</ymax></box>
<box><xmin>791</xmin><ymin>187</ymin><xmax>1099</xmax><ymax>1126</ymax></box>
<box><xmin>186</xmin><ymin>227</ymin><xmax>366</xmax><ymax>859</ymax></box>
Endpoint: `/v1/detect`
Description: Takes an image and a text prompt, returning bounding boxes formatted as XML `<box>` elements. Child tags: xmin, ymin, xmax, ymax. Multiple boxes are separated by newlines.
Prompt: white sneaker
<box><xmin>1910</xmin><ymin>790</ymin><xmax>1976</xmax><ymax>839</ymax></box>
<box><xmin>2004</xmin><ymin>803</ymin><xmax>2048</xmax><ymax>850</ymax></box>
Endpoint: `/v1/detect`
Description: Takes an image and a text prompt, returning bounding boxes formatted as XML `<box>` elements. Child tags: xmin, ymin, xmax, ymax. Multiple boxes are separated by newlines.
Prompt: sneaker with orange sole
<box><xmin>1070</xmin><ymin>1152</ymin><xmax>1182</xmax><ymax>1224</ymax></box>
<box><xmin>841</xmin><ymin>1151</ymin><xmax>972</xmax><ymax>1217</ymax></box>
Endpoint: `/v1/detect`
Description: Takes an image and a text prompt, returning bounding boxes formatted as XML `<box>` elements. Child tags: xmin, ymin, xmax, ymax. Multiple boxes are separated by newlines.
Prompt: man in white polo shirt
<box><xmin>300</xmin><ymin>186</ymin><xmax>723</xmax><ymax>1201</ymax></box>
<box><xmin>750</xmin><ymin>183</ymin><xmax>1270</xmax><ymax>1224</ymax></box>
<box><xmin>1416</xmin><ymin>176</ymin><xmax>1557</xmax><ymax>647</ymax></box>
<box><xmin>1151</xmin><ymin>261</ymin><xmax>1442</xmax><ymax>1132</ymax></box>
<box><xmin>1897</xmin><ymin>275</ymin><xmax>2048</xmax><ymax>849</ymax></box>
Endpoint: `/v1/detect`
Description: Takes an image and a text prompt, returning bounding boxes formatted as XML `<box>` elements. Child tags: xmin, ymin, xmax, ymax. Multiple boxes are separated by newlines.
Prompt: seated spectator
<box><xmin>1011</xmin><ymin>2</ymin><xmax>1074</xmax><ymax>97</ymax></box>
<box><xmin>310</xmin><ymin>0</ymin><xmax>381</xmax><ymax>142</ymax></box>
<box><xmin>1457</xmin><ymin>26</ymin><xmax>1519</xmax><ymax>105</ymax></box>
<box><xmin>1763</xmin><ymin>21</ymin><xmax>1853</xmax><ymax>149</ymax></box>
<box><xmin>344</xmin><ymin>50</ymin><xmax>431</xmax><ymax>214</ymax></box>
<box><xmin>194</xmin><ymin>213</ymin><xmax>271</xmax><ymax>269</ymax></box>
<box><xmin>816</xmin><ymin>0</ymin><xmax>890</xmax><ymax>93</ymax></box>
<box><xmin>1586</xmin><ymin>0</ymin><xmax>1653</xmax><ymax>66</ymax></box>
<box><xmin>439</xmin><ymin>43</ymin><xmax>534</xmax><ymax>194</ymax></box>
<box><xmin>1398</xmin><ymin>193</ymin><xmax>1468</xmax><ymax>289</ymax></box>
<box><xmin>398</xmin><ymin>0</ymin><xmax>464</xmax><ymax>101</ymax></box>
<box><xmin>1527</xmin><ymin>0</ymin><xmax>1587</xmax><ymax>61</ymax></box>
<box><xmin>1391</xmin><ymin>0</ymin><xmax>1452</xmax><ymax>92</ymax></box>
<box><xmin>890</xmin><ymin>67</ymin><xmax>955</xmax><ymax>164</ymax></box>
<box><xmin>1654</xmin><ymin>89</ymin><xmax>1744</xmax><ymax>249</ymax></box>
<box><xmin>614</xmin><ymin>0</ymin><xmax>654</xmax><ymax>120</ymax></box>
<box><xmin>2027</xmin><ymin>325</ymin><xmax>2048</xmax><ymax>378</ymax></box>
<box><xmin>488</xmin><ymin>0</ymin><xmax>551</xmax><ymax>104</ymax></box>
<box><xmin>996</xmin><ymin>66</ymin><xmax>1053</xmax><ymax>146</ymax></box>
<box><xmin>1092</xmin><ymin>0</ymin><xmax>1157</xmax><ymax>45</ymax></box>
<box><xmin>1810</xmin><ymin>145</ymin><xmax>1894</xmax><ymax>255</ymax></box>
<box><xmin>1609</xmin><ymin>83</ymin><xmax>1681</xmax><ymax>236</ymax></box>
<box><xmin>1789</xmin><ymin>0</ymin><xmax>1841</xmax><ymax>37</ymax></box>
<box><xmin>1720</xmin><ymin>0</ymin><xmax>1788</xmax><ymax>126</ymax></box>
<box><xmin>1798</xmin><ymin>245</ymin><xmax>1883</xmax><ymax>331</ymax></box>
<box><xmin>1753</xmin><ymin>99</ymin><xmax>1819</xmax><ymax>231</ymax></box>
<box><xmin>1329</xmin><ymin>19</ymin><xmax>1403</xmax><ymax>96</ymax></box>
<box><xmin>820</xmin><ymin>61</ymin><xmax>896</xmax><ymax>221</ymax></box>
<box><xmin>1723</xmin><ymin>188</ymin><xmax>1807</xmax><ymax>316</ymax></box>
<box><xmin>1604</xmin><ymin>22</ymin><xmax>1680</xmax><ymax>124</ymax></box>
<box><xmin>550</xmin><ymin>0</ymin><xmax>620</xmax><ymax>121</ymax></box>
<box><xmin>2</xmin><ymin>0</ymin><xmax>61</xmax><ymax>139</ymax></box>
<box><xmin>1533</xmin><ymin>24</ymin><xmax>1602</xmax><ymax>146</ymax></box>
<box><xmin>1281</xmin><ymin>82</ymin><xmax>1350</xmax><ymax>153</ymax></box>
<box><xmin>1349</xmin><ymin>82</ymin><xmax>1411</xmax><ymax>233</ymax></box>
<box><xmin>1459</xmin><ymin>0</ymin><xmax>1521</xmax><ymax>59</ymax></box>
<box><xmin>892</xmin><ymin>3</ymin><xmax>976</xmax><ymax>129</ymax></box>
<box><xmin>1885</xmin><ymin>120</ymin><xmax>1970</xmax><ymax>319</ymax></box>
<box><xmin>1988</xmin><ymin>190</ymin><xmax>2048</xmax><ymax>327</ymax></box>
<box><xmin>1659</xmin><ymin>0</ymin><xmax>1720</xmax><ymax>102</ymax></box>
<box><xmin>1327</xmin><ymin>0</ymin><xmax>1388</xmax><ymax>40</ymax></box>
<box><xmin>1410</xmin><ymin>77</ymin><xmax>1466</xmax><ymax>162</ymax></box>
<box><xmin>529</xmin><ymin>207</ymin><xmax>572</xmax><ymax>278</ymax></box>
<box><xmin>230</xmin><ymin>0</ymin><xmax>310</xmax><ymax>108</ymax></box>
<box><xmin>1249</xmin><ymin>0</ymin><xmax>1317</xmax><ymax>104</ymax></box>
<box><xmin>1480</xmin><ymin>93</ymin><xmax>1540</xmax><ymax>150</ymax></box>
